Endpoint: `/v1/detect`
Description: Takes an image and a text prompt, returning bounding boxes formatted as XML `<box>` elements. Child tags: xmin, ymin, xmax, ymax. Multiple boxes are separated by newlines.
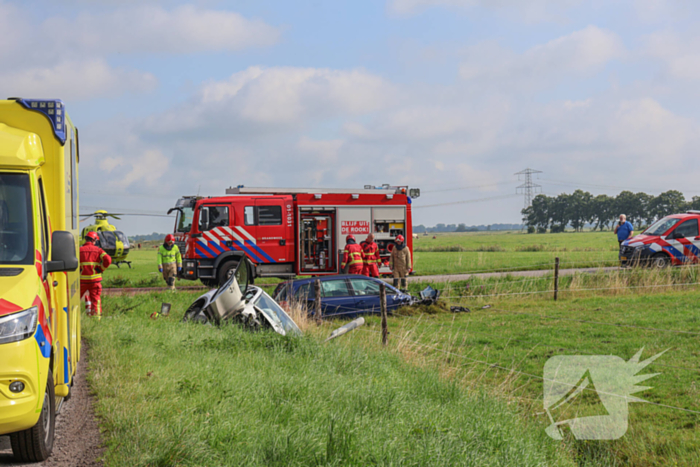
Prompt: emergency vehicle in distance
<box><xmin>0</xmin><ymin>98</ymin><xmax>81</xmax><ymax>461</ymax></box>
<box><xmin>169</xmin><ymin>185</ymin><xmax>419</xmax><ymax>286</ymax></box>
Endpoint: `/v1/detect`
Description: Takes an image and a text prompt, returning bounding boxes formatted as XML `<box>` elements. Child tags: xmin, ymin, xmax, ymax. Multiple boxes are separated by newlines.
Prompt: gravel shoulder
<box><xmin>0</xmin><ymin>341</ymin><xmax>103</xmax><ymax>467</ymax></box>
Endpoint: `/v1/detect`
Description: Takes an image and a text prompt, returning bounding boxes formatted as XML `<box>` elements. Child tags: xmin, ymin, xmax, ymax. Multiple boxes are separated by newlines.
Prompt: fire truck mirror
<box><xmin>409</xmin><ymin>188</ymin><xmax>420</xmax><ymax>199</ymax></box>
<box><xmin>199</xmin><ymin>207</ymin><xmax>209</xmax><ymax>231</ymax></box>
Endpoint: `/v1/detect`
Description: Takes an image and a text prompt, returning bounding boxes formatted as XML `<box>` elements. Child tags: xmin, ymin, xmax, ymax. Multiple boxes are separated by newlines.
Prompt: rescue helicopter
<box><xmin>80</xmin><ymin>210</ymin><xmax>133</xmax><ymax>268</ymax></box>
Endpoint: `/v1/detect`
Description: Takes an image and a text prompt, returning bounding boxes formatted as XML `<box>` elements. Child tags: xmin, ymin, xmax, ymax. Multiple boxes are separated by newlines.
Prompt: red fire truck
<box><xmin>169</xmin><ymin>186</ymin><xmax>419</xmax><ymax>285</ymax></box>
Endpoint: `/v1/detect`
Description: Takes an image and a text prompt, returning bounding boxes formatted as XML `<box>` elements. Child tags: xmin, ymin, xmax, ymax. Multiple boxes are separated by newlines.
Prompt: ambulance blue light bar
<box><xmin>16</xmin><ymin>98</ymin><xmax>67</xmax><ymax>145</ymax></box>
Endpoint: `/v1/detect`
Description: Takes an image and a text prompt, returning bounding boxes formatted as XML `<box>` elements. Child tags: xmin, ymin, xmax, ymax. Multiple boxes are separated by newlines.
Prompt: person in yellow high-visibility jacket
<box><xmin>158</xmin><ymin>234</ymin><xmax>182</xmax><ymax>290</ymax></box>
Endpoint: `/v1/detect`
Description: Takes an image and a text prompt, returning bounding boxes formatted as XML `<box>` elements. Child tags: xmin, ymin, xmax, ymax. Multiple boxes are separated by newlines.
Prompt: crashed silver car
<box><xmin>183</xmin><ymin>260</ymin><xmax>301</xmax><ymax>336</ymax></box>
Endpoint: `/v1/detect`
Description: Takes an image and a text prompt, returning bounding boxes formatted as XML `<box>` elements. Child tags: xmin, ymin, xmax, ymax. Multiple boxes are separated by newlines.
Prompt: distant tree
<box><xmin>523</xmin><ymin>194</ymin><xmax>552</xmax><ymax>232</ymax></box>
<box><xmin>455</xmin><ymin>223</ymin><xmax>467</xmax><ymax>232</ymax></box>
<box><xmin>649</xmin><ymin>190</ymin><xmax>687</xmax><ymax>220</ymax></box>
<box><xmin>689</xmin><ymin>196</ymin><xmax>700</xmax><ymax>211</ymax></box>
<box><xmin>550</xmin><ymin>193</ymin><xmax>571</xmax><ymax>232</ymax></box>
<box><xmin>567</xmin><ymin>189</ymin><xmax>593</xmax><ymax>232</ymax></box>
<box><xmin>591</xmin><ymin>194</ymin><xmax>615</xmax><ymax>230</ymax></box>
<box><xmin>614</xmin><ymin>191</ymin><xmax>639</xmax><ymax>225</ymax></box>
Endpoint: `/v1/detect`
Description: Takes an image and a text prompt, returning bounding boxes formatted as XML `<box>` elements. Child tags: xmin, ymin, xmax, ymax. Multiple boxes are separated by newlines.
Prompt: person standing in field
<box><xmin>341</xmin><ymin>234</ymin><xmax>365</xmax><ymax>274</ymax></box>
<box><xmin>389</xmin><ymin>234</ymin><xmax>411</xmax><ymax>292</ymax></box>
<box><xmin>361</xmin><ymin>233</ymin><xmax>380</xmax><ymax>277</ymax></box>
<box><xmin>614</xmin><ymin>214</ymin><xmax>634</xmax><ymax>258</ymax></box>
<box><xmin>80</xmin><ymin>231</ymin><xmax>112</xmax><ymax>320</ymax></box>
<box><xmin>158</xmin><ymin>234</ymin><xmax>182</xmax><ymax>290</ymax></box>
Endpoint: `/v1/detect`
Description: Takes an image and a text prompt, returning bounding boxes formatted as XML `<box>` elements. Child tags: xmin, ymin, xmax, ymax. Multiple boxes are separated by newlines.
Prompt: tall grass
<box><xmin>347</xmin><ymin>290</ymin><xmax>700</xmax><ymax>467</ymax></box>
<box><xmin>84</xmin><ymin>292</ymin><xmax>574</xmax><ymax>467</ymax></box>
<box><xmin>408</xmin><ymin>265</ymin><xmax>700</xmax><ymax>302</ymax></box>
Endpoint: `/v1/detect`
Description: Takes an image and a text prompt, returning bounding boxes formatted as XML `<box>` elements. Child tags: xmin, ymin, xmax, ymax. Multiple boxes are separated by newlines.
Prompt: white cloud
<box><xmin>101</xmin><ymin>149</ymin><xmax>170</xmax><ymax>189</ymax></box>
<box><xmin>642</xmin><ymin>31</ymin><xmax>700</xmax><ymax>80</ymax></box>
<box><xmin>389</xmin><ymin>0</ymin><xmax>584</xmax><ymax>21</ymax></box>
<box><xmin>0</xmin><ymin>59</ymin><xmax>157</xmax><ymax>101</ymax></box>
<box><xmin>459</xmin><ymin>26</ymin><xmax>626</xmax><ymax>88</ymax></box>
<box><xmin>44</xmin><ymin>5</ymin><xmax>280</xmax><ymax>54</ymax></box>
<box><xmin>145</xmin><ymin>66</ymin><xmax>396</xmax><ymax>135</ymax></box>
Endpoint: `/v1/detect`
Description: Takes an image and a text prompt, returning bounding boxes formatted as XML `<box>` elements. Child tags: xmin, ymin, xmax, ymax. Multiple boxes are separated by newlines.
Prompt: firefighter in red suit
<box><xmin>80</xmin><ymin>231</ymin><xmax>112</xmax><ymax>319</ymax></box>
<box><xmin>341</xmin><ymin>234</ymin><xmax>365</xmax><ymax>274</ymax></box>
<box><xmin>361</xmin><ymin>233</ymin><xmax>380</xmax><ymax>277</ymax></box>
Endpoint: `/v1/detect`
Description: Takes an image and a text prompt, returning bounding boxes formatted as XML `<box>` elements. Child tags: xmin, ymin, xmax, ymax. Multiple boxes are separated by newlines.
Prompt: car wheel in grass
<box><xmin>650</xmin><ymin>253</ymin><xmax>670</xmax><ymax>268</ymax></box>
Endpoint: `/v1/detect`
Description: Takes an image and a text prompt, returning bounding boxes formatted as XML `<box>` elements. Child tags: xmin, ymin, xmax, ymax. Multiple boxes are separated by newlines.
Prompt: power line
<box><xmin>515</xmin><ymin>168</ymin><xmax>542</xmax><ymax>209</ymax></box>
<box><xmin>413</xmin><ymin>194</ymin><xmax>520</xmax><ymax>209</ymax></box>
<box><xmin>422</xmin><ymin>181</ymin><xmax>515</xmax><ymax>194</ymax></box>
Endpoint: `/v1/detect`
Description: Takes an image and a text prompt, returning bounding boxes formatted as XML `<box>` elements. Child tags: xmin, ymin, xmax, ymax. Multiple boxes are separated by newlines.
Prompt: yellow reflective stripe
<box><xmin>82</xmin><ymin>262</ymin><xmax>101</xmax><ymax>266</ymax></box>
<box><xmin>81</xmin><ymin>274</ymin><xmax>102</xmax><ymax>280</ymax></box>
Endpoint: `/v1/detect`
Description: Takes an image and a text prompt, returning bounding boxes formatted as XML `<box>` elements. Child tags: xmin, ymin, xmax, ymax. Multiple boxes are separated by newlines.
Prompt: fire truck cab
<box><xmin>171</xmin><ymin>186</ymin><xmax>418</xmax><ymax>285</ymax></box>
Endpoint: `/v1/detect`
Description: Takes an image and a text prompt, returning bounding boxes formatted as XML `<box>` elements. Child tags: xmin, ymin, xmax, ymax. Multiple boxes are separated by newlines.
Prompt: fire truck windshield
<box><xmin>175</xmin><ymin>207</ymin><xmax>194</xmax><ymax>233</ymax></box>
<box><xmin>0</xmin><ymin>173</ymin><xmax>33</xmax><ymax>265</ymax></box>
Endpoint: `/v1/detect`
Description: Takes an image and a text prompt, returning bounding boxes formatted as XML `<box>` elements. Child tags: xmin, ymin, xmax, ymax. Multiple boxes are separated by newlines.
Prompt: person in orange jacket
<box><xmin>80</xmin><ymin>231</ymin><xmax>112</xmax><ymax>319</ymax></box>
<box><xmin>341</xmin><ymin>234</ymin><xmax>365</xmax><ymax>274</ymax></box>
<box><xmin>360</xmin><ymin>233</ymin><xmax>380</xmax><ymax>277</ymax></box>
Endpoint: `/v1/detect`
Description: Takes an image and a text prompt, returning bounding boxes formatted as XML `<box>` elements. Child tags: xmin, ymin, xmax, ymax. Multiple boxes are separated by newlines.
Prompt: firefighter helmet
<box><xmin>86</xmin><ymin>231</ymin><xmax>99</xmax><ymax>242</ymax></box>
<box><xmin>346</xmin><ymin>234</ymin><xmax>355</xmax><ymax>242</ymax></box>
<box><xmin>396</xmin><ymin>234</ymin><xmax>405</xmax><ymax>243</ymax></box>
<box><xmin>165</xmin><ymin>234</ymin><xmax>175</xmax><ymax>243</ymax></box>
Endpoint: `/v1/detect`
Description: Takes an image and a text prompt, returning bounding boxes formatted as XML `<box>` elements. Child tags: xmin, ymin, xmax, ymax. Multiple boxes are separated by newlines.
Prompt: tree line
<box><xmin>522</xmin><ymin>190</ymin><xmax>699</xmax><ymax>233</ymax></box>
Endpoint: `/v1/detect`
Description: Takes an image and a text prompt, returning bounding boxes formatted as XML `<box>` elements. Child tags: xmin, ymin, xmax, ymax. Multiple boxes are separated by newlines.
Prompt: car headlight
<box><xmin>0</xmin><ymin>307</ymin><xmax>38</xmax><ymax>345</ymax></box>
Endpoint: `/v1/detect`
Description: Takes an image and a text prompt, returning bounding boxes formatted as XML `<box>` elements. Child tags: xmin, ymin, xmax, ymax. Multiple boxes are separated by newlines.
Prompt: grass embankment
<box><xmin>409</xmin><ymin>264</ymin><xmax>700</xmax><ymax>300</ymax></box>
<box><xmin>84</xmin><ymin>293</ymin><xmax>572</xmax><ymax>467</ymax></box>
<box><xmin>350</xmin><ymin>290</ymin><xmax>700</xmax><ymax>467</ymax></box>
<box><xmin>413</xmin><ymin>231</ymin><xmax>618</xmax><ymax>275</ymax></box>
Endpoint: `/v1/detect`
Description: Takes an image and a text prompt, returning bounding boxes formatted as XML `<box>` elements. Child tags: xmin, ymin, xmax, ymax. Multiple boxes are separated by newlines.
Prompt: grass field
<box><xmin>348</xmin><ymin>291</ymin><xmax>700</xmax><ymax>467</ymax></box>
<box><xmin>83</xmin><ymin>293</ymin><xmax>574</xmax><ymax>467</ymax></box>
<box><xmin>83</xmin><ymin>230</ymin><xmax>700</xmax><ymax>466</ymax></box>
<box><xmin>413</xmin><ymin>231</ymin><xmax>619</xmax><ymax>275</ymax></box>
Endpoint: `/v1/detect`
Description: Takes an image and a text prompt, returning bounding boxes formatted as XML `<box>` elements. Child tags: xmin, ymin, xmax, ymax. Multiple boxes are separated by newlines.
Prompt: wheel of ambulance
<box><xmin>10</xmin><ymin>369</ymin><xmax>56</xmax><ymax>462</ymax></box>
<box><xmin>217</xmin><ymin>260</ymin><xmax>239</xmax><ymax>287</ymax></box>
<box><xmin>650</xmin><ymin>253</ymin><xmax>670</xmax><ymax>268</ymax></box>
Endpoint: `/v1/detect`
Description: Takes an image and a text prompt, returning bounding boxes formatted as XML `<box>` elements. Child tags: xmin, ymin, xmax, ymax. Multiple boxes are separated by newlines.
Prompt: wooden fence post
<box><xmin>554</xmin><ymin>257</ymin><xmax>559</xmax><ymax>301</ymax></box>
<box><xmin>315</xmin><ymin>279</ymin><xmax>322</xmax><ymax>325</ymax></box>
<box><xmin>380</xmin><ymin>283</ymin><xmax>388</xmax><ymax>345</ymax></box>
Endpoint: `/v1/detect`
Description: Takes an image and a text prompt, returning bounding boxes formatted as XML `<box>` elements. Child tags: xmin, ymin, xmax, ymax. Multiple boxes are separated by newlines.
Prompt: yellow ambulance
<box><xmin>0</xmin><ymin>98</ymin><xmax>81</xmax><ymax>461</ymax></box>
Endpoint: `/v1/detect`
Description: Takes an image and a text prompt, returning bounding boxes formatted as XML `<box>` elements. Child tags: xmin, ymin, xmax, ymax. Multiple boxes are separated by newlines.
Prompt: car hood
<box><xmin>623</xmin><ymin>234</ymin><xmax>658</xmax><ymax>247</ymax></box>
<box><xmin>0</xmin><ymin>266</ymin><xmax>39</xmax><ymax>316</ymax></box>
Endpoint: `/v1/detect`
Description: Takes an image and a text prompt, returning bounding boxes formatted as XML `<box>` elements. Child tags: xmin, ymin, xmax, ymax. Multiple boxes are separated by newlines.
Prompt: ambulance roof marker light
<box><xmin>12</xmin><ymin>98</ymin><xmax>67</xmax><ymax>145</ymax></box>
<box><xmin>314</xmin><ymin>193</ymin><xmax>322</xmax><ymax>200</ymax></box>
<box><xmin>352</xmin><ymin>194</ymin><xmax>359</xmax><ymax>200</ymax></box>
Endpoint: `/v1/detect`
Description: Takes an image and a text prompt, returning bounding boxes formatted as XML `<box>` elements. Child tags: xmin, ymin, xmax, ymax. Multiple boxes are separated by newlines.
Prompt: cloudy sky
<box><xmin>6</xmin><ymin>0</ymin><xmax>700</xmax><ymax>233</ymax></box>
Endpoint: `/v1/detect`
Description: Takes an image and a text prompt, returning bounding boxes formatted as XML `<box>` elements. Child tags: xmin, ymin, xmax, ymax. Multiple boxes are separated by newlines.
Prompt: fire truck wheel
<box><xmin>217</xmin><ymin>260</ymin><xmax>239</xmax><ymax>286</ymax></box>
<box><xmin>10</xmin><ymin>369</ymin><xmax>56</xmax><ymax>462</ymax></box>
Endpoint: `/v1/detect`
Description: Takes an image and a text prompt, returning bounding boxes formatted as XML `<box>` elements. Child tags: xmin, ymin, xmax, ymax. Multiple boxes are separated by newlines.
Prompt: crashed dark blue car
<box><xmin>272</xmin><ymin>275</ymin><xmax>412</xmax><ymax>319</ymax></box>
